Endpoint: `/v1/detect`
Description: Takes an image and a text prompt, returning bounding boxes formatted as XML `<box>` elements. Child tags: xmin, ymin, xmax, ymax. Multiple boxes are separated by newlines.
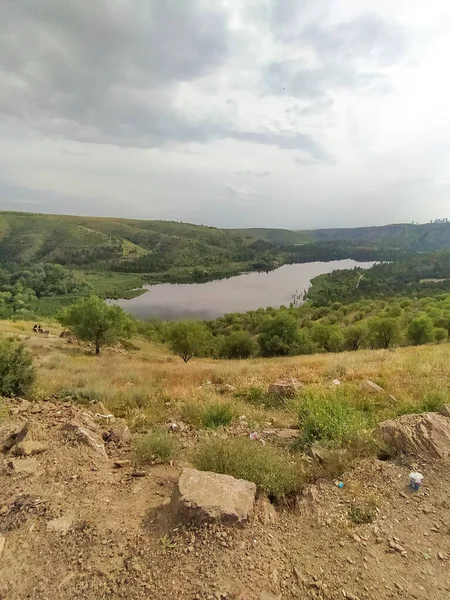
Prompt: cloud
<box><xmin>235</xmin><ymin>170</ymin><xmax>271</xmax><ymax>177</ymax></box>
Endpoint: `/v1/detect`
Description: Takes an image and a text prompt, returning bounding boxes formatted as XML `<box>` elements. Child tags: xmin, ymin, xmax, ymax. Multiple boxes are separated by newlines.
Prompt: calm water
<box><xmin>114</xmin><ymin>260</ymin><xmax>375</xmax><ymax>320</ymax></box>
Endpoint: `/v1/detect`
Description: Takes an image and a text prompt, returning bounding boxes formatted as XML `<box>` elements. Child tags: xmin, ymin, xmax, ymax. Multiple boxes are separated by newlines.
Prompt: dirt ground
<box><xmin>1</xmin><ymin>398</ymin><xmax>450</xmax><ymax>600</ymax></box>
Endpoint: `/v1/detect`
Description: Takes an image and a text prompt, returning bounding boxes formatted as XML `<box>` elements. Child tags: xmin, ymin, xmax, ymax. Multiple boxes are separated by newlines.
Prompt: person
<box><xmin>37</xmin><ymin>325</ymin><xmax>43</xmax><ymax>333</ymax></box>
<box><xmin>33</xmin><ymin>324</ymin><xmax>38</xmax><ymax>332</ymax></box>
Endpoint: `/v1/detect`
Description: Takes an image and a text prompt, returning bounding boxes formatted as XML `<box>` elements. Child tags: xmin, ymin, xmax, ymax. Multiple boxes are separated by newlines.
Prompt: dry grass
<box><xmin>4</xmin><ymin>319</ymin><xmax>450</xmax><ymax>434</ymax></box>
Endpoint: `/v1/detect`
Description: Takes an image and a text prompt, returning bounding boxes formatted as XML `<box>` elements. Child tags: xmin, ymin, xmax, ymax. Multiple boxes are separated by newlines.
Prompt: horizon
<box><xmin>0</xmin><ymin>208</ymin><xmax>445</xmax><ymax>232</ymax></box>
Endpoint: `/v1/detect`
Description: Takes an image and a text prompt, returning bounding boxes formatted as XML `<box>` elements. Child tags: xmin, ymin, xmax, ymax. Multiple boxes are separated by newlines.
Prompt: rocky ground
<box><xmin>1</xmin><ymin>398</ymin><xmax>450</xmax><ymax>600</ymax></box>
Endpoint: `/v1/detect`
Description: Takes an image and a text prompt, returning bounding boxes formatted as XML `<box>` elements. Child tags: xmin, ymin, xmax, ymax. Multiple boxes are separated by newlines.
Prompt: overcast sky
<box><xmin>1</xmin><ymin>0</ymin><xmax>450</xmax><ymax>229</ymax></box>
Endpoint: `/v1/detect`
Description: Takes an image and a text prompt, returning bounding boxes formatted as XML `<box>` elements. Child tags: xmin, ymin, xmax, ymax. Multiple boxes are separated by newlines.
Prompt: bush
<box><xmin>193</xmin><ymin>437</ymin><xmax>306</xmax><ymax>502</ymax></box>
<box><xmin>235</xmin><ymin>386</ymin><xmax>279</xmax><ymax>408</ymax></box>
<box><xmin>219</xmin><ymin>330</ymin><xmax>257</xmax><ymax>359</ymax></box>
<box><xmin>407</xmin><ymin>316</ymin><xmax>435</xmax><ymax>345</ymax></box>
<box><xmin>134</xmin><ymin>429</ymin><xmax>180</xmax><ymax>463</ymax></box>
<box><xmin>168</xmin><ymin>320</ymin><xmax>214</xmax><ymax>362</ymax></box>
<box><xmin>0</xmin><ymin>337</ymin><xmax>35</xmax><ymax>397</ymax></box>
<box><xmin>298</xmin><ymin>389</ymin><xmax>370</xmax><ymax>446</ymax></box>
<box><xmin>259</xmin><ymin>313</ymin><xmax>300</xmax><ymax>357</ymax></box>
<box><xmin>182</xmin><ymin>400</ymin><xmax>236</xmax><ymax>429</ymax></box>
<box><xmin>434</xmin><ymin>327</ymin><xmax>448</xmax><ymax>343</ymax></box>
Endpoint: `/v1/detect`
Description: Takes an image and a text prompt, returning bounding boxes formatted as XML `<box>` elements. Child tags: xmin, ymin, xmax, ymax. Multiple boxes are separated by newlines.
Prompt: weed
<box><xmin>298</xmin><ymin>389</ymin><xmax>370</xmax><ymax>447</ymax></box>
<box><xmin>159</xmin><ymin>534</ymin><xmax>176</xmax><ymax>551</ymax></box>
<box><xmin>193</xmin><ymin>437</ymin><xmax>307</xmax><ymax>503</ymax></box>
<box><xmin>134</xmin><ymin>429</ymin><xmax>180</xmax><ymax>463</ymax></box>
<box><xmin>58</xmin><ymin>387</ymin><xmax>101</xmax><ymax>404</ymax></box>
<box><xmin>0</xmin><ymin>397</ymin><xmax>8</xmax><ymax>423</ymax></box>
<box><xmin>181</xmin><ymin>400</ymin><xmax>236</xmax><ymax>429</ymax></box>
<box><xmin>348</xmin><ymin>502</ymin><xmax>377</xmax><ymax>525</ymax></box>
<box><xmin>235</xmin><ymin>387</ymin><xmax>280</xmax><ymax>408</ymax></box>
<box><xmin>0</xmin><ymin>337</ymin><xmax>35</xmax><ymax>397</ymax></box>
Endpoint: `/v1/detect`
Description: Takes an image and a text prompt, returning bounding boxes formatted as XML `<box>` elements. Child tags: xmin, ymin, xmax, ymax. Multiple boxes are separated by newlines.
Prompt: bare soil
<box><xmin>1</xmin><ymin>399</ymin><xmax>450</xmax><ymax>600</ymax></box>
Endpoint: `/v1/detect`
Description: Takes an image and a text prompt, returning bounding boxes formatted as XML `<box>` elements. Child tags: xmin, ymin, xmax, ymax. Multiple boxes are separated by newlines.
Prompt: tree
<box><xmin>344</xmin><ymin>323</ymin><xmax>367</xmax><ymax>351</ymax></box>
<box><xmin>58</xmin><ymin>296</ymin><xmax>133</xmax><ymax>355</ymax></box>
<box><xmin>434</xmin><ymin>327</ymin><xmax>448</xmax><ymax>343</ymax></box>
<box><xmin>407</xmin><ymin>316</ymin><xmax>435</xmax><ymax>345</ymax></box>
<box><xmin>219</xmin><ymin>330</ymin><xmax>257</xmax><ymax>359</ymax></box>
<box><xmin>259</xmin><ymin>313</ymin><xmax>300</xmax><ymax>357</ymax></box>
<box><xmin>367</xmin><ymin>317</ymin><xmax>401</xmax><ymax>349</ymax></box>
<box><xmin>310</xmin><ymin>324</ymin><xmax>344</xmax><ymax>352</ymax></box>
<box><xmin>0</xmin><ymin>337</ymin><xmax>35</xmax><ymax>396</ymax></box>
<box><xmin>168</xmin><ymin>320</ymin><xmax>213</xmax><ymax>362</ymax></box>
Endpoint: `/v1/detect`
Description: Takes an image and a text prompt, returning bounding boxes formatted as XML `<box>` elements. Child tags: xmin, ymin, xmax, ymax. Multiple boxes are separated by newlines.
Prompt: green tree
<box><xmin>311</xmin><ymin>324</ymin><xmax>344</xmax><ymax>352</ymax></box>
<box><xmin>367</xmin><ymin>317</ymin><xmax>401</xmax><ymax>349</ymax></box>
<box><xmin>343</xmin><ymin>323</ymin><xmax>367</xmax><ymax>351</ymax></box>
<box><xmin>258</xmin><ymin>313</ymin><xmax>300</xmax><ymax>357</ymax></box>
<box><xmin>0</xmin><ymin>337</ymin><xmax>35</xmax><ymax>396</ymax></box>
<box><xmin>434</xmin><ymin>327</ymin><xmax>448</xmax><ymax>343</ymax></box>
<box><xmin>168</xmin><ymin>320</ymin><xmax>214</xmax><ymax>362</ymax></box>
<box><xmin>58</xmin><ymin>296</ymin><xmax>133</xmax><ymax>355</ymax></box>
<box><xmin>407</xmin><ymin>316</ymin><xmax>435</xmax><ymax>345</ymax></box>
<box><xmin>219</xmin><ymin>330</ymin><xmax>257</xmax><ymax>359</ymax></box>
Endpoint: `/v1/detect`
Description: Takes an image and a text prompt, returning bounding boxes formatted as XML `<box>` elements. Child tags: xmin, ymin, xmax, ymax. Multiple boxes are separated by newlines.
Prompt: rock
<box><xmin>260</xmin><ymin>497</ymin><xmax>277</xmax><ymax>524</ymax></box>
<box><xmin>0</xmin><ymin>505</ymin><xmax>8</xmax><ymax>515</ymax></box>
<box><xmin>17</xmin><ymin>399</ymin><xmax>32</xmax><ymax>412</ymax></box>
<box><xmin>293</xmin><ymin>566</ymin><xmax>306</xmax><ymax>585</ymax></box>
<box><xmin>0</xmin><ymin>534</ymin><xmax>5</xmax><ymax>559</ymax></box>
<box><xmin>377</xmin><ymin>412</ymin><xmax>450</xmax><ymax>459</ymax></box>
<box><xmin>268</xmin><ymin>378</ymin><xmax>304</xmax><ymax>398</ymax></box>
<box><xmin>217</xmin><ymin>384</ymin><xmax>237</xmax><ymax>395</ymax></box>
<box><xmin>171</xmin><ymin>468</ymin><xmax>256</xmax><ymax>525</ymax></box>
<box><xmin>47</xmin><ymin>514</ymin><xmax>74</xmax><ymax>535</ymax></box>
<box><xmin>260</xmin><ymin>592</ymin><xmax>281</xmax><ymax>600</ymax></box>
<box><xmin>62</xmin><ymin>416</ymin><xmax>108</xmax><ymax>459</ymax></box>
<box><xmin>30</xmin><ymin>404</ymin><xmax>43</xmax><ymax>414</ymax></box>
<box><xmin>102</xmin><ymin>422</ymin><xmax>131</xmax><ymax>445</ymax></box>
<box><xmin>88</xmin><ymin>402</ymin><xmax>114</xmax><ymax>418</ymax></box>
<box><xmin>262</xmin><ymin>428</ymin><xmax>301</xmax><ymax>440</ymax></box>
<box><xmin>113</xmin><ymin>459</ymin><xmax>131</xmax><ymax>468</ymax></box>
<box><xmin>360</xmin><ymin>379</ymin><xmax>384</xmax><ymax>394</ymax></box>
<box><xmin>13</xmin><ymin>440</ymin><xmax>48</xmax><ymax>457</ymax></box>
<box><xmin>302</xmin><ymin>484</ymin><xmax>319</xmax><ymax>503</ymax></box>
<box><xmin>7</xmin><ymin>457</ymin><xmax>38</xmax><ymax>475</ymax></box>
<box><xmin>0</xmin><ymin>422</ymin><xmax>29</xmax><ymax>452</ymax></box>
<box><xmin>439</xmin><ymin>405</ymin><xmax>450</xmax><ymax>418</ymax></box>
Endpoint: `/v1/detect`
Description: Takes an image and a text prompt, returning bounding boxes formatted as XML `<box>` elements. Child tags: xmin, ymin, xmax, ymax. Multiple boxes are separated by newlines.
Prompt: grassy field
<box><xmin>4</xmin><ymin>319</ymin><xmax>448</xmax><ymax>429</ymax></box>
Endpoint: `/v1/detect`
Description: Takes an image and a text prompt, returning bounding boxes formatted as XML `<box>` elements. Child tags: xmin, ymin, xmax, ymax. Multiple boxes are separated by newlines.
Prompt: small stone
<box><xmin>131</xmin><ymin>471</ymin><xmax>147</xmax><ymax>477</ymax></box>
<box><xmin>0</xmin><ymin>505</ymin><xmax>8</xmax><ymax>515</ymax></box>
<box><xmin>17</xmin><ymin>400</ymin><xmax>32</xmax><ymax>412</ymax></box>
<box><xmin>438</xmin><ymin>552</ymin><xmax>446</xmax><ymax>560</ymax></box>
<box><xmin>389</xmin><ymin>541</ymin><xmax>407</xmax><ymax>555</ymax></box>
<box><xmin>0</xmin><ymin>534</ymin><xmax>5</xmax><ymax>559</ymax></box>
<box><xmin>360</xmin><ymin>380</ymin><xmax>384</xmax><ymax>394</ymax></box>
<box><xmin>394</xmin><ymin>582</ymin><xmax>403</xmax><ymax>591</ymax></box>
<box><xmin>113</xmin><ymin>460</ymin><xmax>131</xmax><ymax>469</ymax></box>
<box><xmin>8</xmin><ymin>457</ymin><xmax>38</xmax><ymax>475</ymax></box>
<box><xmin>353</xmin><ymin>534</ymin><xmax>362</xmax><ymax>543</ymax></box>
<box><xmin>293</xmin><ymin>567</ymin><xmax>306</xmax><ymax>585</ymax></box>
<box><xmin>47</xmin><ymin>514</ymin><xmax>74</xmax><ymax>535</ymax></box>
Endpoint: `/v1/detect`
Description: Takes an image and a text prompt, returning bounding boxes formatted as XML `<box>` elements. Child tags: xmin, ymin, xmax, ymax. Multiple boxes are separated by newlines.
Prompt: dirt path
<box><xmin>1</xmin><ymin>400</ymin><xmax>450</xmax><ymax>600</ymax></box>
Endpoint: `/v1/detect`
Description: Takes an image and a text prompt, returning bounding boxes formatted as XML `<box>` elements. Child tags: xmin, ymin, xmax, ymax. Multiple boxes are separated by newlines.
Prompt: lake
<box><xmin>113</xmin><ymin>260</ymin><xmax>375</xmax><ymax>320</ymax></box>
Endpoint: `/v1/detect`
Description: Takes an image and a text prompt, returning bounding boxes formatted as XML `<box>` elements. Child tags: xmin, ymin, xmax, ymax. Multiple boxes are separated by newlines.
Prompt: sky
<box><xmin>1</xmin><ymin>0</ymin><xmax>450</xmax><ymax>229</ymax></box>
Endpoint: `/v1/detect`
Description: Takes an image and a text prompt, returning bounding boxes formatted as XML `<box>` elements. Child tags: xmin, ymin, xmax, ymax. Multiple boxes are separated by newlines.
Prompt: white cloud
<box><xmin>0</xmin><ymin>0</ymin><xmax>449</xmax><ymax>227</ymax></box>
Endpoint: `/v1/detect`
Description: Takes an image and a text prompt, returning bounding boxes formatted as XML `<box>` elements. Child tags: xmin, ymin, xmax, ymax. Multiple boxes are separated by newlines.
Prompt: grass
<box><xmin>348</xmin><ymin>502</ymin><xmax>377</xmax><ymax>525</ymax></box>
<box><xmin>134</xmin><ymin>429</ymin><xmax>180</xmax><ymax>463</ymax></box>
<box><xmin>297</xmin><ymin>388</ymin><xmax>372</xmax><ymax>447</ymax></box>
<box><xmin>181</xmin><ymin>400</ymin><xmax>236</xmax><ymax>429</ymax></box>
<box><xmin>193</xmin><ymin>437</ymin><xmax>307</xmax><ymax>503</ymax></box>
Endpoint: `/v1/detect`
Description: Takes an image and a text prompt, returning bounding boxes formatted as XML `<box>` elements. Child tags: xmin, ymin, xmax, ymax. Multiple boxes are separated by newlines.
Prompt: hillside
<box><xmin>1</xmin><ymin>322</ymin><xmax>450</xmax><ymax>599</ymax></box>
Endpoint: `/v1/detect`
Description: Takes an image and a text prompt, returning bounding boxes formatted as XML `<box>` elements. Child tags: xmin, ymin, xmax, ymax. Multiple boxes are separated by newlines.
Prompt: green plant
<box><xmin>348</xmin><ymin>502</ymin><xmax>376</xmax><ymax>525</ymax></box>
<box><xmin>134</xmin><ymin>429</ymin><xmax>180</xmax><ymax>463</ymax></box>
<box><xmin>58</xmin><ymin>296</ymin><xmax>134</xmax><ymax>355</ymax></box>
<box><xmin>298</xmin><ymin>389</ymin><xmax>370</xmax><ymax>447</ymax></box>
<box><xmin>433</xmin><ymin>327</ymin><xmax>448</xmax><ymax>343</ymax></box>
<box><xmin>219</xmin><ymin>330</ymin><xmax>257</xmax><ymax>359</ymax></box>
<box><xmin>193</xmin><ymin>437</ymin><xmax>307</xmax><ymax>502</ymax></box>
<box><xmin>181</xmin><ymin>401</ymin><xmax>236</xmax><ymax>429</ymax></box>
<box><xmin>0</xmin><ymin>337</ymin><xmax>35</xmax><ymax>397</ymax></box>
<box><xmin>167</xmin><ymin>320</ymin><xmax>214</xmax><ymax>362</ymax></box>
<box><xmin>159</xmin><ymin>534</ymin><xmax>176</xmax><ymax>551</ymax></box>
<box><xmin>0</xmin><ymin>397</ymin><xmax>8</xmax><ymax>423</ymax></box>
<box><xmin>235</xmin><ymin>387</ymin><xmax>279</xmax><ymax>408</ymax></box>
<box><xmin>407</xmin><ymin>316</ymin><xmax>435</xmax><ymax>345</ymax></box>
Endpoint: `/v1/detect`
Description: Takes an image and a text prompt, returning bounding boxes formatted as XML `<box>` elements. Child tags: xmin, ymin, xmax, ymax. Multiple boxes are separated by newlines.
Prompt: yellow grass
<box><xmin>2</xmin><ymin>319</ymin><xmax>450</xmax><ymax>430</ymax></box>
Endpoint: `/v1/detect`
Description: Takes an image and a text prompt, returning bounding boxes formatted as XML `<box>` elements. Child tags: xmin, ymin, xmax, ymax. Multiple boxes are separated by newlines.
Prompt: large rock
<box><xmin>268</xmin><ymin>378</ymin><xmax>304</xmax><ymax>398</ymax></box>
<box><xmin>102</xmin><ymin>422</ymin><xmax>131</xmax><ymax>445</ymax></box>
<box><xmin>61</xmin><ymin>414</ymin><xmax>108</xmax><ymax>459</ymax></box>
<box><xmin>377</xmin><ymin>412</ymin><xmax>450</xmax><ymax>459</ymax></box>
<box><xmin>0</xmin><ymin>422</ymin><xmax>29</xmax><ymax>453</ymax></box>
<box><xmin>439</xmin><ymin>405</ymin><xmax>450</xmax><ymax>418</ymax></box>
<box><xmin>171</xmin><ymin>468</ymin><xmax>256</xmax><ymax>525</ymax></box>
<box><xmin>13</xmin><ymin>440</ymin><xmax>48</xmax><ymax>457</ymax></box>
<box><xmin>360</xmin><ymin>379</ymin><xmax>384</xmax><ymax>394</ymax></box>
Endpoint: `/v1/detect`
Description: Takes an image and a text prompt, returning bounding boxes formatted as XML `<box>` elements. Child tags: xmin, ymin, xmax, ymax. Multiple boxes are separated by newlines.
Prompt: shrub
<box><xmin>134</xmin><ymin>429</ymin><xmax>180</xmax><ymax>463</ymax></box>
<box><xmin>259</xmin><ymin>313</ymin><xmax>300</xmax><ymax>357</ymax></box>
<box><xmin>434</xmin><ymin>327</ymin><xmax>448</xmax><ymax>343</ymax></box>
<box><xmin>193</xmin><ymin>437</ymin><xmax>306</xmax><ymax>502</ymax></box>
<box><xmin>348</xmin><ymin>502</ymin><xmax>376</xmax><ymax>525</ymax></box>
<box><xmin>407</xmin><ymin>316</ymin><xmax>435</xmax><ymax>345</ymax></box>
<box><xmin>235</xmin><ymin>386</ymin><xmax>279</xmax><ymax>408</ymax></box>
<box><xmin>168</xmin><ymin>320</ymin><xmax>214</xmax><ymax>362</ymax></box>
<box><xmin>219</xmin><ymin>330</ymin><xmax>257</xmax><ymax>359</ymax></box>
<box><xmin>0</xmin><ymin>337</ymin><xmax>35</xmax><ymax>397</ymax></box>
<box><xmin>182</xmin><ymin>400</ymin><xmax>236</xmax><ymax>429</ymax></box>
<box><xmin>298</xmin><ymin>389</ymin><xmax>370</xmax><ymax>446</ymax></box>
